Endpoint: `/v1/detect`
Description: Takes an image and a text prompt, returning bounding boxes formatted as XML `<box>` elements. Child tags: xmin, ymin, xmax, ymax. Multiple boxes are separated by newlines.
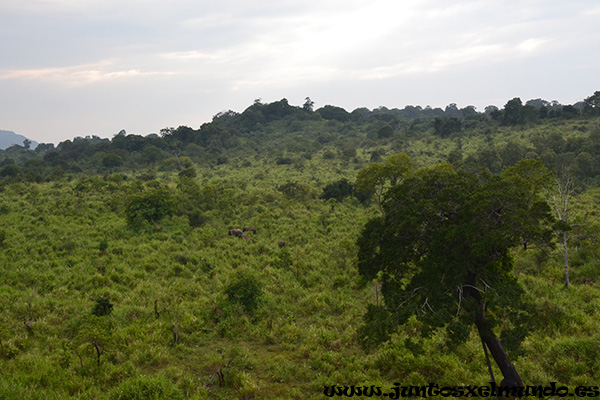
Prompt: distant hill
<box><xmin>0</xmin><ymin>130</ymin><xmax>38</xmax><ymax>150</ymax></box>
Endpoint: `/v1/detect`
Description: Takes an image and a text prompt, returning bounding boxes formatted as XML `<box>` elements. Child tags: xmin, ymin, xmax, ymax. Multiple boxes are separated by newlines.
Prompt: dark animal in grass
<box><xmin>241</xmin><ymin>234</ymin><xmax>254</xmax><ymax>242</ymax></box>
<box><xmin>243</xmin><ymin>227</ymin><xmax>257</xmax><ymax>234</ymax></box>
<box><xmin>228</xmin><ymin>228</ymin><xmax>243</xmax><ymax>237</ymax></box>
<box><xmin>278</xmin><ymin>240</ymin><xmax>286</xmax><ymax>248</ymax></box>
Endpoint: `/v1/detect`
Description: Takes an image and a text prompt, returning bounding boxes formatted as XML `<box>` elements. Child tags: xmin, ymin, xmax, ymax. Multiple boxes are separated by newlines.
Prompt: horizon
<box><xmin>0</xmin><ymin>93</ymin><xmax>591</xmax><ymax>146</ymax></box>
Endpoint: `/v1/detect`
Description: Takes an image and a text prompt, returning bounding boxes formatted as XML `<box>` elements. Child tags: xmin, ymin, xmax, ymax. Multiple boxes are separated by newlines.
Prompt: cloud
<box><xmin>516</xmin><ymin>38</ymin><xmax>549</xmax><ymax>53</ymax></box>
<box><xmin>161</xmin><ymin>50</ymin><xmax>228</xmax><ymax>62</ymax></box>
<box><xmin>0</xmin><ymin>61</ymin><xmax>173</xmax><ymax>85</ymax></box>
<box><xmin>583</xmin><ymin>6</ymin><xmax>600</xmax><ymax>16</ymax></box>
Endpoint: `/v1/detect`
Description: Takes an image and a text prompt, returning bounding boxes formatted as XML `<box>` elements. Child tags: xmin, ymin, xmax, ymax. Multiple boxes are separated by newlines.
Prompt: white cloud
<box><xmin>161</xmin><ymin>50</ymin><xmax>228</xmax><ymax>63</ymax></box>
<box><xmin>516</xmin><ymin>38</ymin><xmax>549</xmax><ymax>53</ymax></box>
<box><xmin>0</xmin><ymin>61</ymin><xmax>173</xmax><ymax>85</ymax></box>
<box><xmin>583</xmin><ymin>6</ymin><xmax>600</xmax><ymax>16</ymax></box>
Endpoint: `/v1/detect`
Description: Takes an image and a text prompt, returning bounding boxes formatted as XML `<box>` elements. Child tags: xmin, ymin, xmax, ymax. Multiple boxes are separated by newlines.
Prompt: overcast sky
<box><xmin>1</xmin><ymin>0</ymin><xmax>599</xmax><ymax>144</ymax></box>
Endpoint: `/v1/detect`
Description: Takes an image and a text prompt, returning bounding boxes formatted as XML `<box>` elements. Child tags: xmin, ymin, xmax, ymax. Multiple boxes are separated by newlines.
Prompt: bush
<box><xmin>277</xmin><ymin>181</ymin><xmax>310</xmax><ymax>200</ymax></box>
<box><xmin>322</xmin><ymin>150</ymin><xmax>336</xmax><ymax>160</ymax></box>
<box><xmin>276</xmin><ymin>156</ymin><xmax>293</xmax><ymax>165</ymax></box>
<box><xmin>377</xmin><ymin>124</ymin><xmax>394</xmax><ymax>139</ymax></box>
<box><xmin>125</xmin><ymin>188</ymin><xmax>176</xmax><ymax>228</ymax></box>
<box><xmin>225</xmin><ymin>270</ymin><xmax>263</xmax><ymax>313</ymax></box>
<box><xmin>92</xmin><ymin>297</ymin><xmax>113</xmax><ymax>316</ymax></box>
<box><xmin>0</xmin><ymin>165</ymin><xmax>20</xmax><ymax>178</ymax></box>
<box><xmin>187</xmin><ymin>209</ymin><xmax>208</xmax><ymax>228</ymax></box>
<box><xmin>357</xmin><ymin>304</ymin><xmax>396</xmax><ymax>349</ymax></box>
<box><xmin>102</xmin><ymin>154</ymin><xmax>124</xmax><ymax>169</ymax></box>
<box><xmin>178</xmin><ymin>167</ymin><xmax>196</xmax><ymax>178</ymax></box>
<box><xmin>320</xmin><ymin>178</ymin><xmax>354</xmax><ymax>201</ymax></box>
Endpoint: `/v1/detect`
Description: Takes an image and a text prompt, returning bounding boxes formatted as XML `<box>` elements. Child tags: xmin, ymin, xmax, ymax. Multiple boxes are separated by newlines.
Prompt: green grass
<box><xmin>1</xmin><ymin>124</ymin><xmax>600</xmax><ymax>398</ymax></box>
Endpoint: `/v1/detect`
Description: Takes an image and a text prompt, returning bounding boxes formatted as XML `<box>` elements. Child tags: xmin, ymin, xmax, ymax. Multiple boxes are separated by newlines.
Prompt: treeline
<box><xmin>1</xmin><ymin>92</ymin><xmax>599</xmax><ymax>183</ymax></box>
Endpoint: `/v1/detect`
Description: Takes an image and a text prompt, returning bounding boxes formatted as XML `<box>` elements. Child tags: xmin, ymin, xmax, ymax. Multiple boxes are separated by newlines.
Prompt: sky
<box><xmin>1</xmin><ymin>0</ymin><xmax>599</xmax><ymax>144</ymax></box>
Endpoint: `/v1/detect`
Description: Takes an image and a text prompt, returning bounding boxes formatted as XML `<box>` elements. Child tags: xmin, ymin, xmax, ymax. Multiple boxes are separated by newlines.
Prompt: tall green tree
<box><xmin>357</xmin><ymin>160</ymin><xmax>553</xmax><ymax>389</ymax></box>
<box><xmin>503</xmin><ymin>97</ymin><xmax>524</xmax><ymax>125</ymax></box>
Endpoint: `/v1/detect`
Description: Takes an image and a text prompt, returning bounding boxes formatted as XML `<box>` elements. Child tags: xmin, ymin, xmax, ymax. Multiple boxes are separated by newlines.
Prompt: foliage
<box><xmin>0</xmin><ymin>94</ymin><xmax>600</xmax><ymax>398</ymax></box>
<box><xmin>316</xmin><ymin>105</ymin><xmax>351</xmax><ymax>122</ymax></box>
<box><xmin>277</xmin><ymin>181</ymin><xmax>311</xmax><ymax>200</ymax></box>
<box><xmin>187</xmin><ymin>209</ymin><xmax>207</xmax><ymax>228</ymax></box>
<box><xmin>73</xmin><ymin>314</ymin><xmax>114</xmax><ymax>367</ymax></box>
<box><xmin>124</xmin><ymin>187</ymin><xmax>176</xmax><ymax>228</ymax></box>
<box><xmin>178</xmin><ymin>166</ymin><xmax>197</xmax><ymax>178</ymax></box>
<box><xmin>583</xmin><ymin>91</ymin><xmax>600</xmax><ymax>116</ymax></box>
<box><xmin>319</xmin><ymin>178</ymin><xmax>354</xmax><ymax>201</ymax></box>
<box><xmin>108</xmin><ymin>375</ymin><xmax>184</xmax><ymax>400</ymax></box>
<box><xmin>355</xmin><ymin>153</ymin><xmax>412</xmax><ymax>212</ymax></box>
<box><xmin>224</xmin><ymin>270</ymin><xmax>264</xmax><ymax>314</ymax></box>
<box><xmin>433</xmin><ymin>117</ymin><xmax>461</xmax><ymax>138</ymax></box>
<box><xmin>91</xmin><ymin>296</ymin><xmax>114</xmax><ymax>317</ymax></box>
<box><xmin>102</xmin><ymin>154</ymin><xmax>124</xmax><ymax>169</ymax></box>
<box><xmin>356</xmin><ymin>160</ymin><xmax>554</xmax><ymax>384</ymax></box>
<box><xmin>357</xmin><ymin>304</ymin><xmax>396</xmax><ymax>350</ymax></box>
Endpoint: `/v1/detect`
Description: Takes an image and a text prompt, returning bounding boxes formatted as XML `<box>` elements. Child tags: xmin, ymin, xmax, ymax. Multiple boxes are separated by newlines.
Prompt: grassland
<box><xmin>1</xmin><ymin>109</ymin><xmax>600</xmax><ymax>399</ymax></box>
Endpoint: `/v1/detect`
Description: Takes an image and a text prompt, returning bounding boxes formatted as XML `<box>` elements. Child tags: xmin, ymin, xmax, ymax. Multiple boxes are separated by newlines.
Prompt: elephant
<box><xmin>278</xmin><ymin>240</ymin><xmax>286</xmax><ymax>248</ymax></box>
<box><xmin>243</xmin><ymin>227</ymin><xmax>257</xmax><ymax>234</ymax></box>
<box><xmin>241</xmin><ymin>233</ymin><xmax>254</xmax><ymax>242</ymax></box>
<box><xmin>228</xmin><ymin>228</ymin><xmax>243</xmax><ymax>237</ymax></box>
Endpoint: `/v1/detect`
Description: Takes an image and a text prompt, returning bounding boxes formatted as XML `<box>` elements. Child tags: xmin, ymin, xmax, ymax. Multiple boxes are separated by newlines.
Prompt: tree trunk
<box><xmin>93</xmin><ymin>341</ymin><xmax>101</xmax><ymax>366</ymax></box>
<box><xmin>465</xmin><ymin>273</ymin><xmax>524</xmax><ymax>392</ymax></box>
<box><xmin>563</xmin><ymin>231</ymin><xmax>569</xmax><ymax>289</ymax></box>
<box><xmin>474</xmin><ymin>314</ymin><xmax>524</xmax><ymax>389</ymax></box>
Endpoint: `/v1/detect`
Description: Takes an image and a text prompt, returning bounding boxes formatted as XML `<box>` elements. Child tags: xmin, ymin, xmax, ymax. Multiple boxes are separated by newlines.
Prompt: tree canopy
<box><xmin>357</xmin><ymin>159</ymin><xmax>554</xmax><ymax>388</ymax></box>
<box><xmin>355</xmin><ymin>153</ymin><xmax>412</xmax><ymax>213</ymax></box>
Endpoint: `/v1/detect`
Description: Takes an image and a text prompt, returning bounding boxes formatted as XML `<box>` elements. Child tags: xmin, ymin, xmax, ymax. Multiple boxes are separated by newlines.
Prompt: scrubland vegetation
<box><xmin>1</xmin><ymin>93</ymin><xmax>600</xmax><ymax>399</ymax></box>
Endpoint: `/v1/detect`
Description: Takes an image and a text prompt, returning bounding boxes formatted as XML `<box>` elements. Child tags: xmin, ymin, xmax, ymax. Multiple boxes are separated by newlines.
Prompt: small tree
<box><xmin>546</xmin><ymin>170</ymin><xmax>578</xmax><ymax>288</ymax></box>
<box><xmin>74</xmin><ymin>315</ymin><xmax>113</xmax><ymax>367</ymax></box>
<box><xmin>303</xmin><ymin>97</ymin><xmax>315</xmax><ymax>113</ymax></box>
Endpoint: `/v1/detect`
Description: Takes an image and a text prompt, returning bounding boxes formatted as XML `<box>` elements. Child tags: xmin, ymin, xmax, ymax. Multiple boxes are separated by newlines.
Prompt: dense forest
<box><xmin>0</xmin><ymin>91</ymin><xmax>600</xmax><ymax>399</ymax></box>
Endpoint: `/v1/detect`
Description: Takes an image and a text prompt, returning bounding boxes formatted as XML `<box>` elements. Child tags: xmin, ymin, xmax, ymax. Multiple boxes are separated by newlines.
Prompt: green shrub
<box><xmin>357</xmin><ymin>304</ymin><xmax>396</xmax><ymax>349</ymax></box>
<box><xmin>276</xmin><ymin>156</ymin><xmax>293</xmax><ymax>165</ymax></box>
<box><xmin>125</xmin><ymin>188</ymin><xmax>176</xmax><ymax>228</ymax></box>
<box><xmin>102</xmin><ymin>154</ymin><xmax>124</xmax><ymax>169</ymax></box>
<box><xmin>225</xmin><ymin>270</ymin><xmax>264</xmax><ymax>313</ymax></box>
<box><xmin>92</xmin><ymin>296</ymin><xmax>113</xmax><ymax>317</ymax></box>
<box><xmin>277</xmin><ymin>181</ymin><xmax>310</xmax><ymax>200</ymax></box>
<box><xmin>187</xmin><ymin>209</ymin><xmax>207</xmax><ymax>228</ymax></box>
<box><xmin>320</xmin><ymin>178</ymin><xmax>354</xmax><ymax>201</ymax></box>
<box><xmin>178</xmin><ymin>167</ymin><xmax>196</xmax><ymax>178</ymax></box>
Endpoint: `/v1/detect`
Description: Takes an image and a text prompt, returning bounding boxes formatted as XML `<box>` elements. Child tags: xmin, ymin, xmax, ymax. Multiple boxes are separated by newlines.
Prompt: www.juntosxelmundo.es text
<box><xmin>323</xmin><ymin>382</ymin><xmax>600</xmax><ymax>398</ymax></box>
